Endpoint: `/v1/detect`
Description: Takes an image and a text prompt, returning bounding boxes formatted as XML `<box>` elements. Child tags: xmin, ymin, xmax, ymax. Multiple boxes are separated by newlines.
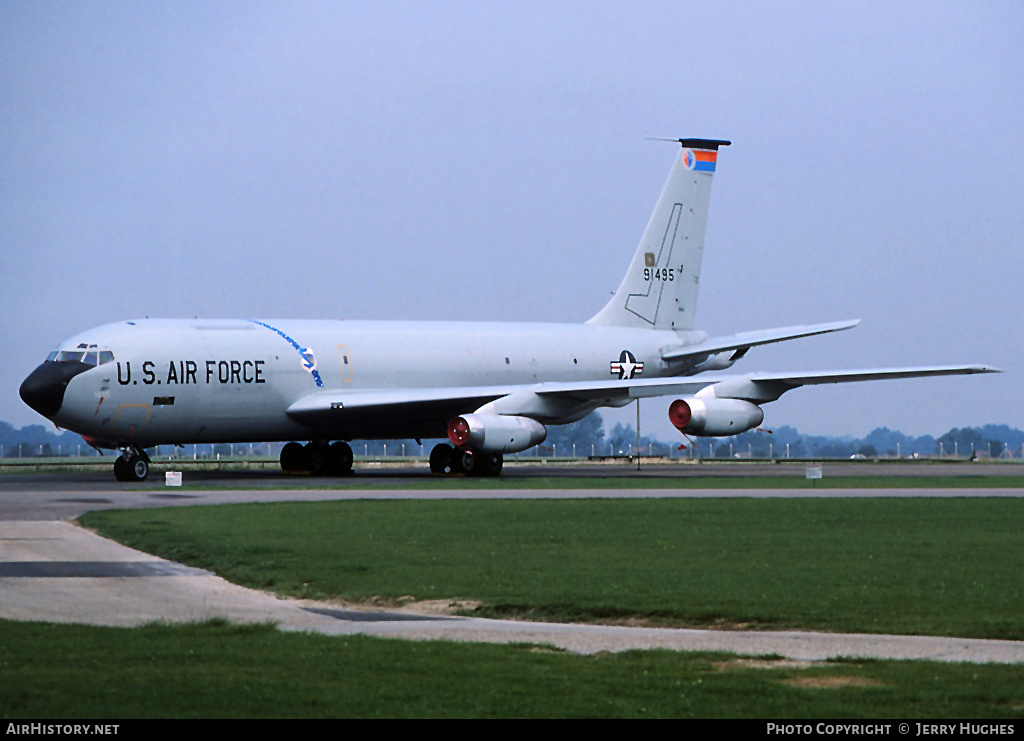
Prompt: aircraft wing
<box><xmin>661</xmin><ymin>319</ymin><xmax>861</xmax><ymax>362</ymax></box>
<box><xmin>286</xmin><ymin>363</ymin><xmax>999</xmax><ymax>434</ymax></box>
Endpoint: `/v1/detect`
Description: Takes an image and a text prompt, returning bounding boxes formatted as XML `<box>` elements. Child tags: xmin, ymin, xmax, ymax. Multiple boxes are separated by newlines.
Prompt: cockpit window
<box><xmin>52</xmin><ymin>349</ymin><xmax>115</xmax><ymax>365</ymax></box>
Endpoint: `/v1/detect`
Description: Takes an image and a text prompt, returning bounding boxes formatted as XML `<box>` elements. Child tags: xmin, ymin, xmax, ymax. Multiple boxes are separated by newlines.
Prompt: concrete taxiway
<box><xmin>2</xmin><ymin>467</ymin><xmax>1023</xmax><ymax>663</ymax></box>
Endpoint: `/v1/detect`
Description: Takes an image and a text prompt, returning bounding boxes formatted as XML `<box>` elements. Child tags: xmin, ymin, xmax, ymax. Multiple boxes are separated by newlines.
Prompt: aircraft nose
<box><xmin>19</xmin><ymin>361</ymin><xmax>90</xmax><ymax>418</ymax></box>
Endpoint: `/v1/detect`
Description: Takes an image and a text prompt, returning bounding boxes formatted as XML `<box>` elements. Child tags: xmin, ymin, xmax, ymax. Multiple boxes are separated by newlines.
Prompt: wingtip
<box><xmin>956</xmin><ymin>364</ymin><xmax>1003</xmax><ymax>374</ymax></box>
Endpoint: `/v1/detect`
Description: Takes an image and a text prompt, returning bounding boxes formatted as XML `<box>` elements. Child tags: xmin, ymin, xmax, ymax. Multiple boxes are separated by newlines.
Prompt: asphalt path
<box><xmin>2</xmin><ymin>463</ymin><xmax>1023</xmax><ymax>663</ymax></box>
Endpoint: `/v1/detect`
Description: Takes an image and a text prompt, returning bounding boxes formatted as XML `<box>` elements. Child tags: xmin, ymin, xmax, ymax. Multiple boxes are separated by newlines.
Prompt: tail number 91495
<box><xmin>643</xmin><ymin>267</ymin><xmax>674</xmax><ymax>281</ymax></box>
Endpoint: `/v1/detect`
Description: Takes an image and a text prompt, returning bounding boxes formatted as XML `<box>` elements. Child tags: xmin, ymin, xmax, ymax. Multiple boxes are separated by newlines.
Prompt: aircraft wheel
<box><xmin>125</xmin><ymin>454</ymin><xmax>149</xmax><ymax>482</ymax></box>
<box><xmin>429</xmin><ymin>443</ymin><xmax>454</xmax><ymax>474</ymax></box>
<box><xmin>329</xmin><ymin>441</ymin><xmax>354</xmax><ymax>475</ymax></box>
<box><xmin>461</xmin><ymin>451</ymin><xmax>503</xmax><ymax>477</ymax></box>
<box><xmin>457</xmin><ymin>450</ymin><xmax>478</xmax><ymax>475</ymax></box>
<box><xmin>305</xmin><ymin>442</ymin><xmax>328</xmax><ymax>476</ymax></box>
<box><xmin>113</xmin><ymin>455</ymin><xmax>129</xmax><ymax>482</ymax></box>
<box><xmin>280</xmin><ymin>442</ymin><xmax>304</xmax><ymax>473</ymax></box>
<box><xmin>478</xmin><ymin>452</ymin><xmax>504</xmax><ymax>477</ymax></box>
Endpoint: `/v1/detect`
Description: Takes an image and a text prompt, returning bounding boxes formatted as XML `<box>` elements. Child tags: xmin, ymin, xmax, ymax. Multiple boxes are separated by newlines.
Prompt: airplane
<box><xmin>19</xmin><ymin>139</ymin><xmax>999</xmax><ymax>481</ymax></box>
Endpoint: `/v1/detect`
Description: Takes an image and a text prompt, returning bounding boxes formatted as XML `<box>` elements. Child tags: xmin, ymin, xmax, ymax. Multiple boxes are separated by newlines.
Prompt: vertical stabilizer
<box><xmin>588</xmin><ymin>139</ymin><xmax>729</xmax><ymax>330</ymax></box>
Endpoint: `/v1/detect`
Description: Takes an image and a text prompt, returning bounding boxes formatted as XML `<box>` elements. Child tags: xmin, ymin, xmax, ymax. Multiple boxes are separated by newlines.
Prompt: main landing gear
<box><xmin>277</xmin><ymin>441</ymin><xmax>503</xmax><ymax>477</ymax></box>
<box><xmin>280</xmin><ymin>441</ymin><xmax>354</xmax><ymax>476</ymax></box>
<box><xmin>429</xmin><ymin>443</ymin><xmax>503</xmax><ymax>477</ymax></box>
<box><xmin>113</xmin><ymin>448</ymin><xmax>151</xmax><ymax>482</ymax></box>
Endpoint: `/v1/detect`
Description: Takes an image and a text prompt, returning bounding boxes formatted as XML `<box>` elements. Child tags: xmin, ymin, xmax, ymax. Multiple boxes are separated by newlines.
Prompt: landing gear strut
<box><xmin>113</xmin><ymin>448</ymin><xmax>150</xmax><ymax>482</ymax></box>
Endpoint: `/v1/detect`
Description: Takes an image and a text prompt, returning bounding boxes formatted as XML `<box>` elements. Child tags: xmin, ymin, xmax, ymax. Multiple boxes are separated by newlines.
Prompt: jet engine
<box><xmin>668</xmin><ymin>397</ymin><xmax>764</xmax><ymax>437</ymax></box>
<box><xmin>448</xmin><ymin>414</ymin><xmax>547</xmax><ymax>454</ymax></box>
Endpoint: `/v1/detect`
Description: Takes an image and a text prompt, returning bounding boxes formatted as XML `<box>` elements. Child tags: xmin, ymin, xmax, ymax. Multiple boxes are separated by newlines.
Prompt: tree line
<box><xmin>1</xmin><ymin>416</ymin><xmax>1021</xmax><ymax>460</ymax></box>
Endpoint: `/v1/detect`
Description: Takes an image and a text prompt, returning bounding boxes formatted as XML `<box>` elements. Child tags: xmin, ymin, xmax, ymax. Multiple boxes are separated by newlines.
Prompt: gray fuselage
<box><xmin>46</xmin><ymin>318</ymin><xmax>706</xmax><ymax>447</ymax></box>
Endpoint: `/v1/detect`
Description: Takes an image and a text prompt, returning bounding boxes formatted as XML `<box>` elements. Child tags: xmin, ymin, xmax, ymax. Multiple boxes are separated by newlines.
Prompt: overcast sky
<box><xmin>2</xmin><ymin>1</ymin><xmax>1021</xmax><ymax>441</ymax></box>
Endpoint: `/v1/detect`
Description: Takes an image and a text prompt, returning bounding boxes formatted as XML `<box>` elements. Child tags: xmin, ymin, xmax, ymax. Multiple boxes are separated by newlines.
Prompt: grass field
<box><xmin>179</xmin><ymin>472</ymin><xmax>1024</xmax><ymax>490</ymax></box>
<box><xmin>7</xmin><ymin>454</ymin><xmax>1024</xmax><ymax>490</ymax></box>
<box><xmin>2</xmin><ymin>619</ymin><xmax>1023</xmax><ymax>719</ymax></box>
<box><xmin>80</xmin><ymin>496</ymin><xmax>1024</xmax><ymax>639</ymax></box>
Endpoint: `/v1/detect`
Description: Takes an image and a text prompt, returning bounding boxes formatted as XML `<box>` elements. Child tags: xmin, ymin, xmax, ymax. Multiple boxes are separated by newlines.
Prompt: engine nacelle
<box><xmin>668</xmin><ymin>397</ymin><xmax>764</xmax><ymax>437</ymax></box>
<box><xmin>448</xmin><ymin>414</ymin><xmax>548</xmax><ymax>454</ymax></box>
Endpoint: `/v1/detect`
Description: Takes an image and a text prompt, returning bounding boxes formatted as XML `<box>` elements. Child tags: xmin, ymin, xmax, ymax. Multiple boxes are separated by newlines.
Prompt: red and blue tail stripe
<box><xmin>682</xmin><ymin>148</ymin><xmax>719</xmax><ymax>172</ymax></box>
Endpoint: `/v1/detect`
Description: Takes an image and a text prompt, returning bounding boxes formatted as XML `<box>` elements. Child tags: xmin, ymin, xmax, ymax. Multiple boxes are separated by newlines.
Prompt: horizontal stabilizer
<box><xmin>661</xmin><ymin>320</ymin><xmax>861</xmax><ymax>362</ymax></box>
